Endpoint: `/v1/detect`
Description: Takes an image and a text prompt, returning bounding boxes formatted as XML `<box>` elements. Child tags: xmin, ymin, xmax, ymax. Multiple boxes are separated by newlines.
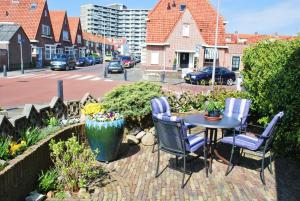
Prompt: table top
<box><xmin>184</xmin><ymin>114</ymin><xmax>241</xmax><ymax>129</ymax></box>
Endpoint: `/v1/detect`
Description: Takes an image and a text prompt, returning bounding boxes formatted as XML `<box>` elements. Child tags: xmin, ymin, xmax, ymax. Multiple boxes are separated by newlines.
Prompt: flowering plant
<box><xmin>82</xmin><ymin>103</ymin><xmax>123</xmax><ymax>122</ymax></box>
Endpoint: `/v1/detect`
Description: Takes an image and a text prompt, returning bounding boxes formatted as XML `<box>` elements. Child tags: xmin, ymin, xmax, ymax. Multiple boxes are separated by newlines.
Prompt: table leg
<box><xmin>209</xmin><ymin>129</ymin><xmax>214</xmax><ymax>174</ymax></box>
<box><xmin>213</xmin><ymin>128</ymin><xmax>229</xmax><ymax>165</ymax></box>
<box><xmin>205</xmin><ymin>128</ymin><xmax>209</xmax><ymax>177</ymax></box>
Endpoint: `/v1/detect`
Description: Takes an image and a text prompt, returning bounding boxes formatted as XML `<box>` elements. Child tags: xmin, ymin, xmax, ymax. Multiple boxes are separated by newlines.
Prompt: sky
<box><xmin>47</xmin><ymin>0</ymin><xmax>300</xmax><ymax>36</ymax></box>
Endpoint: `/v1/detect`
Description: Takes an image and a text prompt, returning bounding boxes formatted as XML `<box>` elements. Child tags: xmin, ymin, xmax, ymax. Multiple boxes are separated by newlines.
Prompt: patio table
<box><xmin>184</xmin><ymin>114</ymin><xmax>241</xmax><ymax>173</ymax></box>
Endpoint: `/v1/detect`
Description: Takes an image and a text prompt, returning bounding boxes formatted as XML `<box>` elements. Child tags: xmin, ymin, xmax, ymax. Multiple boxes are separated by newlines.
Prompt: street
<box><xmin>0</xmin><ymin>64</ymin><xmax>143</xmax><ymax>108</ymax></box>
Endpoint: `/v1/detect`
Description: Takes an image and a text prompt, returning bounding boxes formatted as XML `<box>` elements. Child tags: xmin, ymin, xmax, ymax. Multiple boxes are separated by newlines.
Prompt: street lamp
<box><xmin>211</xmin><ymin>0</ymin><xmax>220</xmax><ymax>90</ymax></box>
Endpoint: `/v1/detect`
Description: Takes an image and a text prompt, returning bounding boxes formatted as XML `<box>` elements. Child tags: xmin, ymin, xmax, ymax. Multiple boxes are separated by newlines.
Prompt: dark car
<box><xmin>86</xmin><ymin>56</ymin><xmax>96</xmax><ymax>66</ymax></box>
<box><xmin>107</xmin><ymin>61</ymin><xmax>124</xmax><ymax>73</ymax></box>
<box><xmin>50</xmin><ymin>54</ymin><xmax>76</xmax><ymax>71</ymax></box>
<box><xmin>94</xmin><ymin>56</ymin><xmax>103</xmax><ymax>64</ymax></box>
<box><xmin>76</xmin><ymin>57</ymin><xmax>88</xmax><ymax>67</ymax></box>
<box><xmin>184</xmin><ymin>66</ymin><xmax>236</xmax><ymax>86</ymax></box>
<box><xmin>120</xmin><ymin>56</ymin><xmax>134</xmax><ymax>68</ymax></box>
<box><xmin>134</xmin><ymin>56</ymin><xmax>141</xmax><ymax>63</ymax></box>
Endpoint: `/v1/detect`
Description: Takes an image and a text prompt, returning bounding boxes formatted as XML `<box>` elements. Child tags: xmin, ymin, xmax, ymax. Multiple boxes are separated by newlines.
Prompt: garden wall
<box><xmin>0</xmin><ymin>123</ymin><xmax>85</xmax><ymax>201</ymax></box>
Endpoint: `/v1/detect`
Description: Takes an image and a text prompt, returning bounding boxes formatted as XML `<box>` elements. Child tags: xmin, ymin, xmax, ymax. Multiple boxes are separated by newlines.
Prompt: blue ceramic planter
<box><xmin>85</xmin><ymin>118</ymin><xmax>125</xmax><ymax>162</ymax></box>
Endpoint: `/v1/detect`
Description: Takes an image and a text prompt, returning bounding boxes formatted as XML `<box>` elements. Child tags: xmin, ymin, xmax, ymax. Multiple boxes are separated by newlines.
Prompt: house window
<box><xmin>91</xmin><ymin>42</ymin><xmax>94</xmax><ymax>47</ymax></box>
<box><xmin>77</xmin><ymin>35</ymin><xmax>82</xmax><ymax>44</ymax></box>
<box><xmin>182</xmin><ymin>24</ymin><xmax>190</xmax><ymax>37</ymax></box>
<box><xmin>225</xmin><ymin>37</ymin><xmax>231</xmax><ymax>43</ymax></box>
<box><xmin>238</xmin><ymin>38</ymin><xmax>247</xmax><ymax>44</ymax></box>
<box><xmin>62</xmin><ymin>30</ymin><xmax>69</xmax><ymax>41</ymax></box>
<box><xmin>56</xmin><ymin>48</ymin><xmax>63</xmax><ymax>54</ymax></box>
<box><xmin>42</xmin><ymin>24</ymin><xmax>50</xmax><ymax>36</ymax></box>
<box><xmin>151</xmin><ymin>52</ymin><xmax>159</xmax><ymax>65</ymax></box>
<box><xmin>45</xmin><ymin>45</ymin><xmax>56</xmax><ymax>60</ymax></box>
<box><xmin>30</xmin><ymin>3</ymin><xmax>37</xmax><ymax>10</ymax></box>
<box><xmin>204</xmin><ymin>48</ymin><xmax>218</xmax><ymax>63</ymax></box>
<box><xmin>232</xmin><ymin>56</ymin><xmax>240</xmax><ymax>71</ymax></box>
<box><xmin>65</xmin><ymin>47</ymin><xmax>74</xmax><ymax>55</ymax></box>
<box><xmin>44</xmin><ymin>10</ymin><xmax>47</xmax><ymax>17</ymax></box>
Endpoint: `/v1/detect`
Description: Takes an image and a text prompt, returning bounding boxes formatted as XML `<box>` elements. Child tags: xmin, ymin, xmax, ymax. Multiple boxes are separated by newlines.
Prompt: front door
<box><xmin>36</xmin><ymin>47</ymin><xmax>43</xmax><ymax>68</ymax></box>
<box><xmin>180</xmin><ymin>53</ymin><xmax>189</xmax><ymax>68</ymax></box>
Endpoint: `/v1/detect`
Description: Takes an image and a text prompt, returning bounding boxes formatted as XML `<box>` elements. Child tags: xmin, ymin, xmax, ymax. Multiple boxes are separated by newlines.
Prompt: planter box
<box><xmin>0</xmin><ymin>123</ymin><xmax>85</xmax><ymax>201</ymax></box>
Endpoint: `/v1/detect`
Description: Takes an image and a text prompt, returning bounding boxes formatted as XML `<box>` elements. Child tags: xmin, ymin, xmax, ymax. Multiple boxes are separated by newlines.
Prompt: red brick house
<box><xmin>83</xmin><ymin>32</ymin><xmax>113</xmax><ymax>56</ymax></box>
<box><xmin>49</xmin><ymin>11</ymin><xmax>73</xmax><ymax>57</ymax></box>
<box><xmin>146</xmin><ymin>0</ymin><xmax>227</xmax><ymax>70</ymax></box>
<box><xmin>224</xmin><ymin>33</ymin><xmax>296</xmax><ymax>71</ymax></box>
<box><xmin>68</xmin><ymin>17</ymin><xmax>85</xmax><ymax>58</ymax></box>
<box><xmin>0</xmin><ymin>23</ymin><xmax>31</xmax><ymax>70</ymax></box>
<box><xmin>0</xmin><ymin>0</ymin><xmax>55</xmax><ymax>67</ymax></box>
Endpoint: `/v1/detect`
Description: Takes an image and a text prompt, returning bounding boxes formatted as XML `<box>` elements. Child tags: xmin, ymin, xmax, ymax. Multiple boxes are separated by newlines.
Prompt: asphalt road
<box><xmin>0</xmin><ymin>63</ymin><xmax>142</xmax><ymax>108</ymax></box>
<box><xmin>0</xmin><ymin>63</ymin><xmax>236</xmax><ymax>109</ymax></box>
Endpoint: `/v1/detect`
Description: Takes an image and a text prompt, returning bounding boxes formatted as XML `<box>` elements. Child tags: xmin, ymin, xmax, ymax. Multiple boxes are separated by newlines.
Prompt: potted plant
<box><xmin>202</xmin><ymin>99</ymin><xmax>223</xmax><ymax>117</ymax></box>
<box><xmin>82</xmin><ymin>103</ymin><xmax>124</xmax><ymax>162</ymax></box>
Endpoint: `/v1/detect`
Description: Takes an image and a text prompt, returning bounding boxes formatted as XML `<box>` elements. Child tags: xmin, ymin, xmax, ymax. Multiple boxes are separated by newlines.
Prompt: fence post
<box><xmin>3</xmin><ymin>65</ymin><xmax>7</xmax><ymax>77</ymax></box>
<box><xmin>57</xmin><ymin>80</ymin><xmax>64</xmax><ymax>101</ymax></box>
<box><xmin>124</xmin><ymin>69</ymin><xmax>127</xmax><ymax>81</ymax></box>
<box><xmin>104</xmin><ymin>66</ymin><xmax>107</xmax><ymax>78</ymax></box>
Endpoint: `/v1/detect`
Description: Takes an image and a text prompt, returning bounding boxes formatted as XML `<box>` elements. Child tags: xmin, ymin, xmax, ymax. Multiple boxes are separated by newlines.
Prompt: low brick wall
<box><xmin>0</xmin><ymin>123</ymin><xmax>85</xmax><ymax>201</ymax></box>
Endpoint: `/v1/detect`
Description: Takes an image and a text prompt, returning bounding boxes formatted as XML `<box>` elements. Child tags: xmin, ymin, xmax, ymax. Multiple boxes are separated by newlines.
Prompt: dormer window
<box><xmin>179</xmin><ymin>4</ymin><xmax>186</xmax><ymax>11</ymax></box>
<box><xmin>30</xmin><ymin>3</ymin><xmax>38</xmax><ymax>10</ymax></box>
<box><xmin>238</xmin><ymin>38</ymin><xmax>247</xmax><ymax>44</ymax></box>
<box><xmin>63</xmin><ymin>30</ymin><xmax>69</xmax><ymax>41</ymax></box>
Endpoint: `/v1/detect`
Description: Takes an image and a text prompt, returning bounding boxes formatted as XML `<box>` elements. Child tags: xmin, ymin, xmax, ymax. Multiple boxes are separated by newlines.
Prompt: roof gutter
<box><xmin>146</xmin><ymin>43</ymin><xmax>170</xmax><ymax>46</ymax></box>
<box><xmin>202</xmin><ymin>44</ymin><xmax>228</xmax><ymax>49</ymax></box>
<box><xmin>0</xmin><ymin>41</ymin><xmax>9</xmax><ymax>44</ymax></box>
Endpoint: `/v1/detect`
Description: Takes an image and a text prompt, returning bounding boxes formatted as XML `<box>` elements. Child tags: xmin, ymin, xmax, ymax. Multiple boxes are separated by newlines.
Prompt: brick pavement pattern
<box><xmin>92</xmin><ymin>143</ymin><xmax>300</xmax><ymax>201</ymax></box>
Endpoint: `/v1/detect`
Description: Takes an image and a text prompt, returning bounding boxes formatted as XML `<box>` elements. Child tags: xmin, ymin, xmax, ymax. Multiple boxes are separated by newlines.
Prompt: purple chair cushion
<box><xmin>150</xmin><ymin>97</ymin><xmax>171</xmax><ymax>116</ymax></box>
<box><xmin>221</xmin><ymin>134</ymin><xmax>264</xmax><ymax>151</ymax></box>
<box><xmin>187</xmin><ymin>134</ymin><xmax>206</xmax><ymax>152</ymax></box>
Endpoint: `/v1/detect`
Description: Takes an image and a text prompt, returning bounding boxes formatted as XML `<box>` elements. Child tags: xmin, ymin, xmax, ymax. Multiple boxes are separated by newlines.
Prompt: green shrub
<box><xmin>38</xmin><ymin>169</ymin><xmax>58</xmax><ymax>193</ymax></box>
<box><xmin>0</xmin><ymin>137</ymin><xmax>11</xmax><ymax>161</ymax></box>
<box><xmin>101</xmin><ymin>82</ymin><xmax>163</xmax><ymax>128</ymax></box>
<box><xmin>242</xmin><ymin>37</ymin><xmax>300</xmax><ymax>157</ymax></box>
<box><xmin>49</xmin><ymin>136</ymin><xmax>102</xmax><ymax>192</ymax></box>
<box><xmin>20</xmin><ymin>128</ymin><xmax>45</xmax><ymax>146</ymax></box>
<box><xmin>47</xmin><ymin>117</ymin><xmax>61</xmax><ymax>127</ymax></box>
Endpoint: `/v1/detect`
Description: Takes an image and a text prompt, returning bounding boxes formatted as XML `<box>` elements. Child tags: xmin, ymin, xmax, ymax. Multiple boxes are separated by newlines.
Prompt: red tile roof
<box><xmin>49</xmin><ymin>11</ymin><xmax>66</xmax><ymax>42</ymax></box>
<box><xmin>225</xmin><ymin>33</ymin><xmax>297</xmax><ymax>45</ymax></box>
<box><xmin>83</xmin><ymin>32</ymin><xmax>112</xmax><ymax>45</ymax></box>
<box><xmin>0</xmin><ymin>0</ymin><xmax>46</xmax><ymax>40</ymax></box>
<box><xmin>68</xmin><ymin>17</ymin><xmax>80</xmax><ymax>44</ymax></box>
<box><xmin>147</xmin><ymin>0</ymin><xmax>226</xmax><ymax>45</ymax></box>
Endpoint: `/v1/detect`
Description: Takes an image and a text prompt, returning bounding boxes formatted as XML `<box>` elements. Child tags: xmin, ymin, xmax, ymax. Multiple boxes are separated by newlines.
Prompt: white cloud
<box><xmin>225</xmin><ymin>0</ymin><xmax>300</xmax><ymax>35</ymax></box>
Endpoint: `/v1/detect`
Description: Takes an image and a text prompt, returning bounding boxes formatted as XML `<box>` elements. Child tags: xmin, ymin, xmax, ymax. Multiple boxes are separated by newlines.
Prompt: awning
<box><xmin>204</xmin><ymin>48</ymin><xmax>219</xmax><ymax>59</ymax></box>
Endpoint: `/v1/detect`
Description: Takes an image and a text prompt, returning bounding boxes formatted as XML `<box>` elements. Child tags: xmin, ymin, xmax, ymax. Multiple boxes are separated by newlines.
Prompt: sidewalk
<box><xmin>0</xmin><ymin>67</ymin><xmax>49</xmax><ymax>77</ymax></box>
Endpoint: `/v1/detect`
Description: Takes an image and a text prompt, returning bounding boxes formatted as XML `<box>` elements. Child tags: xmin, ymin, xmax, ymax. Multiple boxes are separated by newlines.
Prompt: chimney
<box><xmin>167</xmin><ymin>2</ymin><xmax>171</xmax><ymax>10</ymax></box>
<box><xmin>172</xmin><ymin>0</ymin><xmax>176</xmax><ymax>7</ymax></box>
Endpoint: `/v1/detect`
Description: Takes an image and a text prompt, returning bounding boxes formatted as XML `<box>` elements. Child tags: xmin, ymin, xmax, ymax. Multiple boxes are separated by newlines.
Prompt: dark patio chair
<box><xmin>150</xmin><ymin>97</ymin><xmax>196</xmax><ymax>152</ymax></box>
<box><xmin>221</xmin><ymin>111</ymin><xmax>284</xmax><ymax>185</ymax></box>
<box><xmin>222</xmin><ymin>98</ymin><xmax>252</xmax><ymax>136</ymax></box>
<box><xmin>152</xmin><ymin>114</ymin><xmax>208</xmax><ymax>188</ymax></box>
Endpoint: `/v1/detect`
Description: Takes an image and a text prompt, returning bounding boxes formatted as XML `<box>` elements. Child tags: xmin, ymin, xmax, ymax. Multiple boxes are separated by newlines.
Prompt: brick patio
<box><xmin>93</xmin><ymin>142</ymin><xmax>300</xmax><ymax>201</ymax></box>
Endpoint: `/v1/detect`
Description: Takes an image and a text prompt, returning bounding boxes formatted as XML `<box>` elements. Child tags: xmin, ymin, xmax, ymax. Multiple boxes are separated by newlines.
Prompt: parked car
<box><xmin>105</xmin><ymin>54</ymin><xmax>113</xmax><ymax>62</ymax></box>
<box><xmin>94</xmin><ymin>56</ymin><xmax>103</xmax><ymax>64</ymax></box>
<box><xmin>134</xmin><ymin>56</ymin><xmax>141</xmax><ymax>63</ymax></box>
<box><xmin>50</xmin><ymin>54</ymin><xmax>76</xmax><ymax>71</ymax></box>
<box><xmin>86</xmin><ymin>56</ymin><xmax>96</xmax><ymax>66</ymax></box>
<box><xmin>184</xmin><ymin>66</ymin><xmax>236</xmax><ymax>86</ymax></box>
<box><xmin>76</xmin><ymin>57</ymin><xmax>88</xmax><ymax>67</ymax></box>
<box><xmin>130</xmin><ymin>57</ymin><xmax>136</xmax><ymax>66</ymax></box>
<box><xmin>107</xmin><ymin>61</ymin><xmax>124</xmax><ymax>73</ymax></box>
<box><xmin>120</xmin><ymin>56</ymin><xmax>134</xmax><ymax>68</ymax></box>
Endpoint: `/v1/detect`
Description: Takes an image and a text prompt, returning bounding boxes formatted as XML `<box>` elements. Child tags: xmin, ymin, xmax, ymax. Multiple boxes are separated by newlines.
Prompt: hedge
<box><xmin>242</xmin><ymin>37</ymin><xmax>300</xmax><ymax>158</ymax></box>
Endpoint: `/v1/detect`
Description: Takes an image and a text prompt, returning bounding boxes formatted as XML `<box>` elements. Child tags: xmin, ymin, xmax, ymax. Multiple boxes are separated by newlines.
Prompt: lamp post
<box><xmin>211</xmin><ymin>0</ymin><xmax>220</xmax><ymax>91</ymax></box>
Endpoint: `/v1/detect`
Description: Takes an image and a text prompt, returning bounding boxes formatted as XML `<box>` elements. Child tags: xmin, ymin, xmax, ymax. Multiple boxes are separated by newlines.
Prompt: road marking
<box><xmin>64</xmin><ymin>75</ymin><xmax>82</xmax><ymax>79</ymax></box>
<box><xmin>32</xmin><ymin>74</ymin><xmax>57</xmax><ymax>79</ymax></box>
<box><xmin>6</xmin><ymin>74</ymin><xmax>34</xmax><ymax>79</ymax></box>
<box><xmin>104</xmin><ymin>79</ymin><xmax>113</xmax><ymax>82</ymax></box>
<box><xmin>90</xmin><ymin>77</ymin><xmax>102</xmax><ymax>81</ymax></box>
<box><xmin>49</xmin><ymin>74</ymin><xmax>70</xmax><ymax>79</ymax></box>
<box><xmin>77</xmin><ymin>75</ymin><xmax>95</xmax><ymax>80</ymax></box>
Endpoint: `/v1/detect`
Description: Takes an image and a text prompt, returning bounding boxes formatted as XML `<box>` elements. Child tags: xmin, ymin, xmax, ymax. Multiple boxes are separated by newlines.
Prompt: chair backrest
<box><xmin>152</xmin><ymin>114</ymin><xmax>187</xmax><ymax>154</ymax></box>
<box><xmin>223</xmin><ymin>98</ymin><xmax>252</xmax><ymax>125</ymax></box>
<box><xmin>261</xmin><ymin>111</ymin><xmax>284</xmax><ymax>138</ymax></box>
<box><xmin>150</xmin><ymin>97</ymin><xmax>171</xmax><ymax>116</ymax></box>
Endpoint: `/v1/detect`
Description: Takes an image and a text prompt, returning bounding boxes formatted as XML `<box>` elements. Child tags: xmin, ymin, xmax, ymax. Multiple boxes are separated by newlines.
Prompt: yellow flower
<box><xmin>9</xmin><ymin>141</ymin><xmax>26</xmax><ymax>156</ymax></box>
<box><xmin>81</xmin><ymin>103</ymin><xmax>104</xmax><ymax>115</ymax></box>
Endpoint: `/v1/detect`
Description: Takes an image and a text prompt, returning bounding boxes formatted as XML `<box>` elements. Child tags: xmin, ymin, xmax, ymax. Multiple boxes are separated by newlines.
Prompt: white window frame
<box><xmin>151</xmin><ymin>52</ymin><xmax>159</xmax><ymax>65</ymax></box>
<box><xmin>62</xmin><ymin>30</ymin><xmax>69</xmax><ymax>41</ymax></box>
<box><xmin>42</xmin><ymin>24</ymin><xmax>50</xmax><ymax>36</ymax></box>
<box><xmin>65</xmin><ymin>46</ymin><xmax>74</xmax><ymax>56</ymax></box>
<box><xmin>45</xmin><ymin>44</ymin><xmax>56</xmax><ymax>60</ymax></box>
<box><xmin>182</xmin><ymin>23</ymin><xmax>190</xmax><ymax>37</ymax></box>
<box><xmin>77</xmin><ymin>35</ymin><xmax>82</xmax><ymax>44</ymax></box>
